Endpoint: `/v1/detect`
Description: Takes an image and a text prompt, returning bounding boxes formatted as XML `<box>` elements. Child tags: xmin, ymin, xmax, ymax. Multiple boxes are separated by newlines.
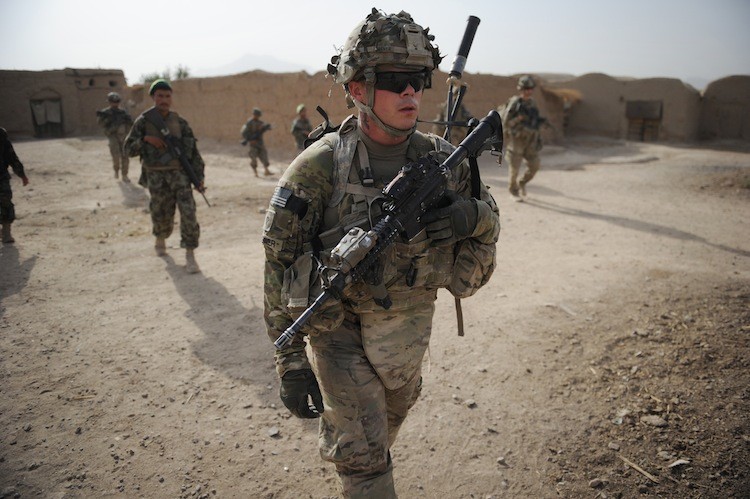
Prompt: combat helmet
<box><xmin>328</xmin><ymin>8</ymin><xmax>443</xmax><ymax>137</ymax></box>
<box><xmin>517</xmin><ymin>75</ymin><xmax>536</xmax><ymax>90</ymax></box>
<box><xmin>107</xmin><ymin>92</ymin><xmax>121</xmax><ymax>103</ymax></box>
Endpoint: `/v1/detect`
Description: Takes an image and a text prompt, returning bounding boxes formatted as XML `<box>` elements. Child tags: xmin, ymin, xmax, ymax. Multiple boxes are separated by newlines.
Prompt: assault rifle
<box><xmin>274</xmin><ymin>109</ymin><xmax>502</xmax><ymax>349</ymax></box>
<box><xmin>143</xmin><ymin>107</ymin><xmax>210</xmax><ymax>207</ymax></box>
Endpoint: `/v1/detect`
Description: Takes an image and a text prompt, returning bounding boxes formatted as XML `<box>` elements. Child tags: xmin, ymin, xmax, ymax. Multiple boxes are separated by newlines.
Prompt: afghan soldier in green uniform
<box><xmin>124</xmin><ymin>79</ymin><xmax>205</xmax><ymax>274</ymax></box>
<box><xmin>0</xmin><ymin>128</ymin><xmax>30</xmax><ymax>244</ymax></box>
<box><xmin>263</xmin><ymin>9</ymin><xmax>500</xmax><ymax>497</ymax></box>
<box><xmin>97</xmin><ymin>92</ymin><xmax>134</xmax><ymax>181</ymax></box>
<box><xmin>499</xmin><ymin>75</ymin><xmax>547</xmax><ymax>201</ymax></box>
<box><xmin>290</xmin><ymin>103</ymin><xmax>312</xmax><ymax>151</ymax></box>
<box><xmin>241</xmin><ymin>108</ymin><xmax>272</xmax><ymax>177</ymax></box>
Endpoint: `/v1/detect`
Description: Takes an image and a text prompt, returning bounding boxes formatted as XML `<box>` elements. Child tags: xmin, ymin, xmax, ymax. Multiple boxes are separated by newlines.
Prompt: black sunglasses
<box><xmin>374</xmin><ymin>71</ymin><xmax>430</xmax><ymax>93</ymax></box>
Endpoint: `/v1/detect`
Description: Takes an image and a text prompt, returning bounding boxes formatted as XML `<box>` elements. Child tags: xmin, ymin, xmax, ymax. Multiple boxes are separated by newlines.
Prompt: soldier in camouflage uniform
<box><xmin>433</xmin><ymin>85</ymin><xmax>473</xmax><ymax>146</ymax></box>
<box><xmin>262</xmin><ymin>9</ymin><xmax>500</xmax><ymax>497</ymax></box>
<box><xmin>124</xmin><ymin>79</ymin><xmax>205</xmax><ymax>274</ymax></box>
<box><xmin>499</xmin><ymin>75</ymin><xmax>546</xmax><ymax>201</ymax></box>
<box><xmin>241</xmin><ymin>108</ymin><xmax>272</xmax><ymax>177</ymax></box>
<box><xmin>97</xmin><ymin>92</ymin><xmax>134</xmax><ymax>181</ymax></box>
<box><xmin>290</xmin><ymin>104</ymin><xmax>312</xmax><ymax>151</ymax></box>
<box><xmin>1</xmin><ymin>128</ymin><xmax>30</xmax><ymax>244</ymax></box>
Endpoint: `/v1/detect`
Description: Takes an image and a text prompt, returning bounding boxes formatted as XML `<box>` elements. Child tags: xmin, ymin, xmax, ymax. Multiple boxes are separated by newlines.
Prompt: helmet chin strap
<box><xmin>349</xmin><ymin>81</ymin><xmax>416</xmax><ymax>138</ymax></box>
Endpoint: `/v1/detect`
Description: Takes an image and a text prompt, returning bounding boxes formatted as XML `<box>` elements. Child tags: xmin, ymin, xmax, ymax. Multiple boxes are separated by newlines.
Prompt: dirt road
<box><xmin>1</xmin><ymin>135</ymin><xmax>748</xmax><ymax>498</ymax></box>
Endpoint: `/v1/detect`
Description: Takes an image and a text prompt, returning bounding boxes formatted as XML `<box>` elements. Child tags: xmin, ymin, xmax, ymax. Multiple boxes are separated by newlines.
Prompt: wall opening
<box><xmin>626</xmin><ymin>100</ymin><xmax>662</xmax><ymax>141</ymax></box>
<box><xmin>29</xmin><ymin>94</ymin><xmax>64</xmax><ymax>138</ymax></box>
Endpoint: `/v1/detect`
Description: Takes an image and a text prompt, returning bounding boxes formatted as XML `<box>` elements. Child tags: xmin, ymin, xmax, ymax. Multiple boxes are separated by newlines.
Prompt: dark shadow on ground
<box><xmin>0</xmin><ymin>244</ymin><xmax>37</xmax><ymax>315</ymax></box>
<box><xmin>118</xmin><ymin>181</ymin><xmax>150</xmax><ymax>209</ymax></box>
<box><xmin>162</xmin><ymin>254</ymin><xmax>275</xmax><ymax>387</ymax></box>
<box><xmin>525</xmin><ymin>198</ymin><xmax>750</xmax><ymax>258</ymax></box>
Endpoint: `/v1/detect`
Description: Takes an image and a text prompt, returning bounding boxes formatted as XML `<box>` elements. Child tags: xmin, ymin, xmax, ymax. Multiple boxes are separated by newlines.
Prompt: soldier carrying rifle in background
<box><xmin>97</xmin><ymin>92</ymin><xmax>133</xmax><ymax>182</ymax></box>
<box><xmin>499</xmin><ymin>74</ymin><xmax>549</xmax><ymax>201</ymax></box>
<box><xmin>241</xmin><ymin>108</ymin><xmax>273</xmax><ymax>177</ymax></box>
<box><xmin>124</xmin><ymin>79</ymin><xmax>206</xmax><ymax>274</ymax></box>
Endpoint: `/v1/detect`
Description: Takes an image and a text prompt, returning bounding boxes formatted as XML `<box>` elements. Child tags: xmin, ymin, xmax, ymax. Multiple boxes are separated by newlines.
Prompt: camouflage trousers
<box><xmin>248</xmin><ymin>144</ymin><xmax>269</xmax><ymax>171</ymax></box>
<box><xmin>146</xmin><ymin>169</ymin><xmax>199</xmax><ymax>249</ymax></box>
<box><xmin>309</xmin><ymin>303</ymin><xmax>432</xmax><ymax>498</ymax></box>
<box><xmin>107</xmin><ymin>132</ymin><xmax>129</xmax><ymax>175</ymax></box>
<box><xmin>504</xmin><ymin>133</ymin><xmax>541</xmax><ymax>195</ymax></box>
<box><xmin>0</xmin><ymin>178</ymin><xmax>15</xmax><ymax>224</ymax></box>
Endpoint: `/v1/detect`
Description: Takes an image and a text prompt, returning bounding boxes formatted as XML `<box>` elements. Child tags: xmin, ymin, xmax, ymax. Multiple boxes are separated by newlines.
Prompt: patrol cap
<box><xmin>517</xmin><ymin>75</ymin><xmax>536</xmax><ymax>90</ymax></box>
<box><xmin>296</xmin><ymin>104</ymin><xmax>306</xmax><ymax>114</ymax></box>
<box><xmin>252</xmin><ymin>107</ymin><xmax>262</xmax><ymax>116</ymax></box>
<box><xmin>149</xmin><ymin>78</ymin><xmax>173</xmax><ymax>96</ymax></box>
<box><xmin>107</xmin><ymin>92</ymin><xmax>121</xmax><ymax>102</ymax></box>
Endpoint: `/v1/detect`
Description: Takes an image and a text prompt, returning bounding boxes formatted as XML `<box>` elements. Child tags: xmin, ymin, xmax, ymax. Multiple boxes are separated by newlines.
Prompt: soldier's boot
<box><xmin>185</xmin><ymin>249</ymin><xmax>200</xmax><ymax>274</ymax></box>
<box><xmin>155</xmin><ymin>237</ymin><xmax>167</xmax><ymax>256</ymax></box>
<box><xmin>114</xmin><ymin>169</ymin><xmax>119</xmax><ymax>179</ymax></box>
<box><xmin>518</xmin><ymin>182</ymin><xmax>527</xmax><ymax>198</ymax></box>
<box><xmin>122</xmin><ymin>173</ymin><xmax>130</xmax><ymax>183</ymax></box>
<box><xmin>264</xmin><ymin>167</ymin><xmax>273</xmax><ymax>176</ymax></box>
<box><xmin>251</xmin><ymin>166</ymin><xmax>259</xmax><ymax>178</ymax></box>
<box><xmin>509</xmin><ymin>185</ymin><xmax>522</xmax><ymax>202</ymax></box>
<box><xmin>2</xmin><ymin>224</ymin><xmax>14</xmax><ymax>244</ymax></box>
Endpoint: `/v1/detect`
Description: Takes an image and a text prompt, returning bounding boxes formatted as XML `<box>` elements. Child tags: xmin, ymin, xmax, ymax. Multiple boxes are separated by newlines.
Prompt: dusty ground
<box><xmin>1</xmin><ymin>133</ymin><xmax>748</xmax><ymax>499</ymax></box>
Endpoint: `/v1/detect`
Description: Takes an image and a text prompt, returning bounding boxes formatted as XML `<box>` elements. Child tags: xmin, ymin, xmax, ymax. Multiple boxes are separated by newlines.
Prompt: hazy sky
<box><xmin>2</xmin><ymin>0</ymin><xmax>749</xmax><ymax>88</ymax></box>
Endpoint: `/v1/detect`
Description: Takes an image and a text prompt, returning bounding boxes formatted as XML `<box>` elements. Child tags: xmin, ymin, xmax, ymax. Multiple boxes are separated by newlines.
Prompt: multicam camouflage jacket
<box><xmin>123</xmin><ymin>110</ymin><xmax>204</xmax><ymax>178</ymax></box>
<box><xmin>96</xmin><ymin>107</ymin><xmax>134</xmax><ymax>136</ymax></box>
<box><xmin>503</xmin><ymin>96</ymin><xmax>545</xmax><ymax>136</ymax></box>
<box><xmin>262</xmin><ymin>116</ymin><xmax>500</xmax><ymax>376</ymax></box>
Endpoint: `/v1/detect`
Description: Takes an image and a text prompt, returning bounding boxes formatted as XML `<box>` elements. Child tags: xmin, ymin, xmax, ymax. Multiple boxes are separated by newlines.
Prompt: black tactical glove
<box><xmin>422</xmin><ymin>191</ymin><xmax>478</xmax><ymax>246</ymax></box>
<box><xmin>280</xmin><ymin>369</ymin><xmax>324</xmax><ymax>418</ymax></box>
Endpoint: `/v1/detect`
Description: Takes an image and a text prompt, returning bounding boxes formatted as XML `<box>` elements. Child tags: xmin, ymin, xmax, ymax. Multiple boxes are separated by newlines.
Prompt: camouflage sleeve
<box><xmin>123</xmin><ymin>115</ymin><xmax>146</xmax><ymax>157</ymax></box>
<box><xmin>179</xmin><ymin>118</ymin><xmax>205</xmax><ymax>180</ymax></box>
<box><xmin>263</xmin><ymin>140</ymin><xmax>335</xmax><ymax>377</ymax></box>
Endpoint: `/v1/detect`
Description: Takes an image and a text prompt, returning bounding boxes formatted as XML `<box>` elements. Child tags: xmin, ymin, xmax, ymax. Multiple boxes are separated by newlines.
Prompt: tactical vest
<box><xmin>142</xmin><ymin>112</ymin><xmax>182</xmax><ymax>169</ymax></box>
<box><xmin>308</xmin><ymin>118</ymin><xmax>458</xmax><ymax>314</ymax></box>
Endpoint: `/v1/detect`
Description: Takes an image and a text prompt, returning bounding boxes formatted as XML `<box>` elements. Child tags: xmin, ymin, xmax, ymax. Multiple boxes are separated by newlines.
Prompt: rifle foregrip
<box><xmin>450</xmin><ymin>16</ymin><xmax>481</xmax><ymax>78</ymax></box>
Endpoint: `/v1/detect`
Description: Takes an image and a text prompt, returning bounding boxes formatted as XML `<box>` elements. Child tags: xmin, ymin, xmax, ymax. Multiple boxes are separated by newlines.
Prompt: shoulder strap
<box><xmin>329</xmin><ymin>116</ymin><xmax>359</xmax><ymax>208</ymax></box>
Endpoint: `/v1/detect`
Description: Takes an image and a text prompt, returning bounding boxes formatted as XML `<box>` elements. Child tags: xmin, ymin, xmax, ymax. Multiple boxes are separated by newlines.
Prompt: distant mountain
<box><xmin>194</xmin><ymin>53</ymin><xmax>316</xmax><ymax>77</ymax></box>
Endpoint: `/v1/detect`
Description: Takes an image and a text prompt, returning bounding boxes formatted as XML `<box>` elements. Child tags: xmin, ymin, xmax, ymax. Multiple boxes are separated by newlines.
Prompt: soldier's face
<box><xmin>521</xmin><ymin>88</ymin><xmax>534</xmax><ymax>101</ymax></box>
<box><xmin>349</xmin><ymin>78</ymin><xmax>423</xmax><ymax>131</ymax></box>
<box><xmin>152</xmin><ymin>90</ymin><xmax>172</xmax><ymax>113</ymax></box>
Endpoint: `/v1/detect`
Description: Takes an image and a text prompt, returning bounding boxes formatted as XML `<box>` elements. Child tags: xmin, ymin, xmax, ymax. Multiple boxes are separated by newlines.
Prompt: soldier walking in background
<box><xmin>0</xmin><ymin>128</ymin><xmax>30</xmax><ymax>244</ymax></box>
<box><xmin>241</xmin><ymin>108</ymin><xmax>272</xmax><ymax>177</ymax></box>
<box><xmin>290</xmin><ymin>104</ymin><xmax>312</xmax><ymax>151</ymax></box>
<box><xmin>124</xmin><ymin>79</ymin><xmax>205</xmax><ymax>274</ymax></box>
<box><xmin>262</xmin><ymin>9</ymin><xmax>500</xmax><ymax>497</ymax></box>
<box><xmin>499</xmin><ymin>75</ymin><xmax>547</xmax><ymax>201</ymax></box>
<box><xmin>96</xmin><ymin>92</ymin><xmax>133</xmax><ymax>182</ymax></box>
<box><xmin>433</xmin><ymin>85</ymin><xmax>473</xmax><ymax>146</ymax></box>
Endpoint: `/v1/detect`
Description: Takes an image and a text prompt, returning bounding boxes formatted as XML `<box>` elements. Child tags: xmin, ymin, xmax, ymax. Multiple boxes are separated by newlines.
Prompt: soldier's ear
<box><xmin>347</xmin><ymin>80</ymin><xmax>367</xmax><ymax>103</ymax></box>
